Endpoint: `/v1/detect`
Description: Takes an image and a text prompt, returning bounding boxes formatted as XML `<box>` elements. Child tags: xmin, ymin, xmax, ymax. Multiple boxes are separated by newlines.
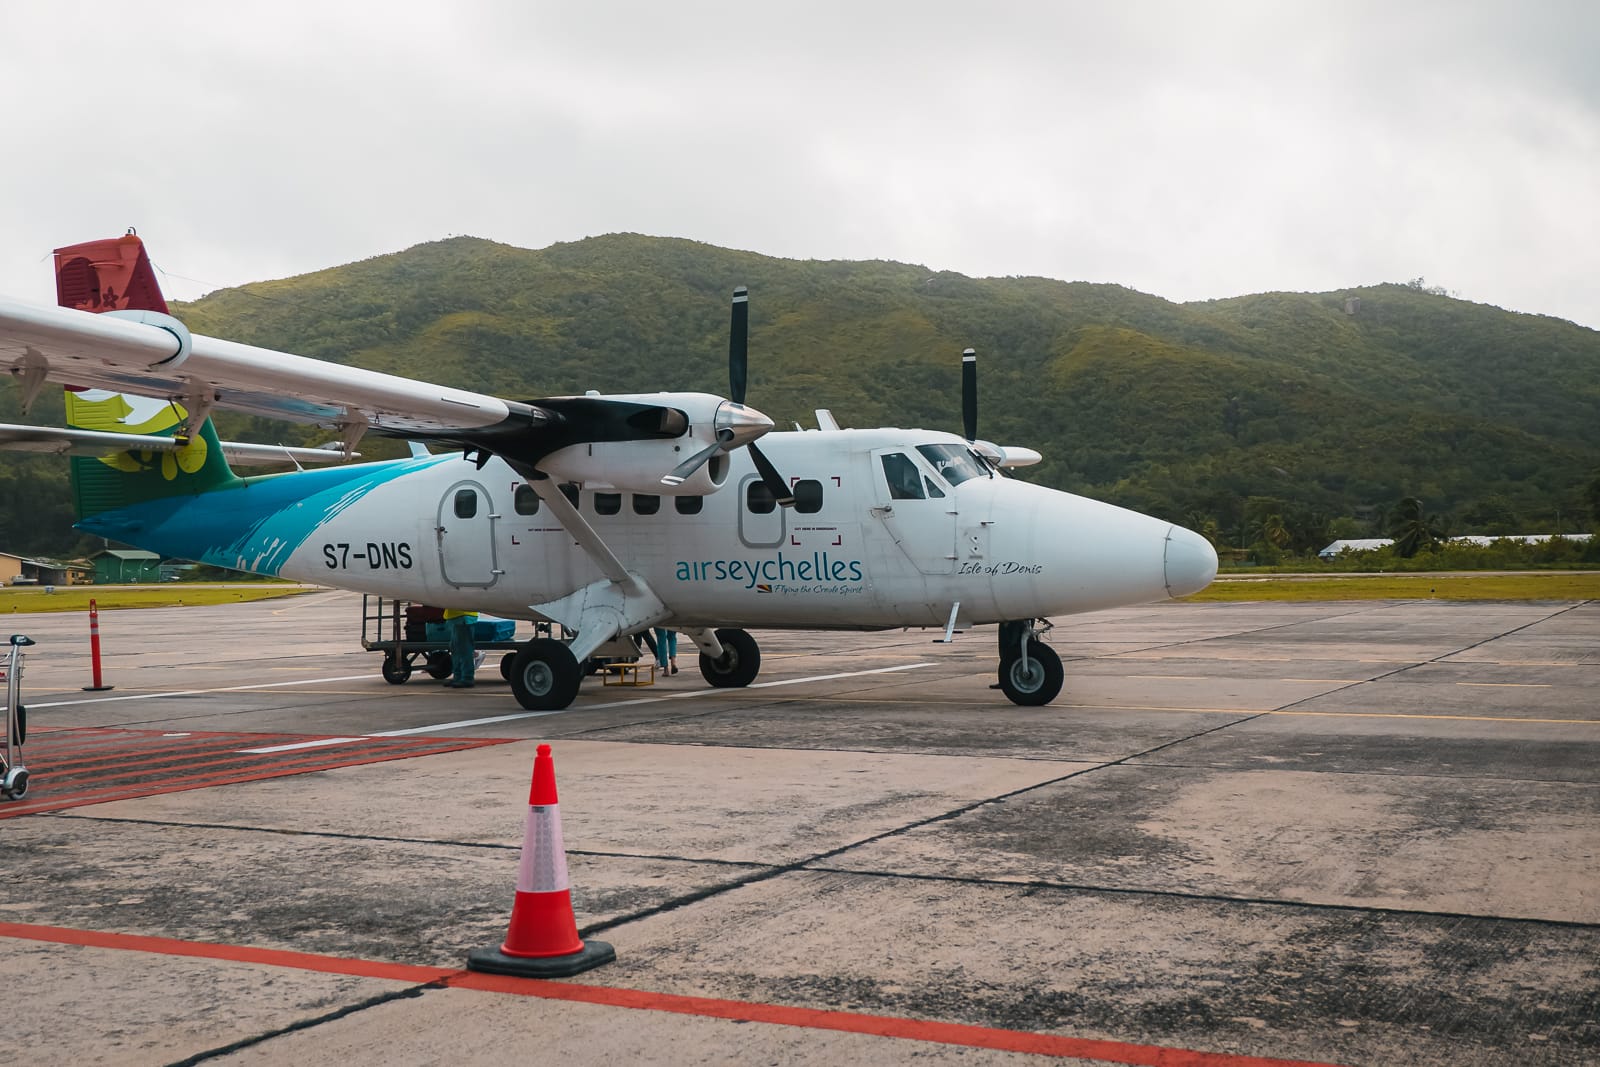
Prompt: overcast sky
<box><xmin>3</xmin><ymin>1</ymin><xmax>1596</xmax><ymax>330</ymax></box>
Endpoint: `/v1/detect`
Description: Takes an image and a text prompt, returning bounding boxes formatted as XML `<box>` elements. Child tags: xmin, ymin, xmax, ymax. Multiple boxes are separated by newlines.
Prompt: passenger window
<box><xmin>514</xmin><ymin>484</ymin><xmax>540</xmax><ymax>515</ymax></box>
<box><xmin>633</xmin><ymin>494</ymin><xmax>661</xmax><ymax>515</ymax></box>
<box><xmin>594</xmin><ymin>492</ymin><xmax>622</xmax><ymax>515</ymax></box>
<box><xmin>747</xmin><ymin>480</ymin><xmax>776</xmax><ymax>514</ymax></box>
<box><xmin>880</xmin><ymin>453</ymin><xmax>925</xmax><ymax>500</ymax></box>
<box><xmin>793</xmin><ymin>479</ymin><xmax>824</xmax><ymax>514</ymax></box>
<box><xmin>675</xmin><ymin>495</ymin><xmax>703</xmax><ymax>515</ymax></box>
<box><xmin>559</xmin><ymin>483</ymin><xmax>579</xmax><ymax>508</ymax></box>
<box><xmin>453</xmin><ymin>488</ymin><xmax>478</xmax><ymax>519</ymax></box>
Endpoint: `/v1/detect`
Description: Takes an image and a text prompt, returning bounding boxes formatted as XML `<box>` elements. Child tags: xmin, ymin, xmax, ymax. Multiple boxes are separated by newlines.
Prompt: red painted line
<box><xmin>36</xmin><ymin>735</ymin><xmax>405</xmax><ymax>777</ymax></box>
<box><xmin>0</xmin><ymin>922</ymin><xmax>1345</xmax><ymax>1067</ymax></box>
<box><xmin>0</xmin><ymin>738</ymin><xmax>512</xmax><ymax>818</ymax></box>
<box><xmin>37</xmin><ymin>738</ymin><xmax>276</xmax><ymax>773</ymax></box>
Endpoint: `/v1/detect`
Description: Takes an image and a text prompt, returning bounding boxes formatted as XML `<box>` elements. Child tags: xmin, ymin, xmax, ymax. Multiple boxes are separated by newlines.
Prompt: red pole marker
<box><xmin>467</xmin><ymin>743</ymin><xmax>615</xmax><ymax>978</ymax></box>
<box><xmin>83</xmin><ymin>598</ymin><xmax>113</xmax><ymax>692</ymax></box>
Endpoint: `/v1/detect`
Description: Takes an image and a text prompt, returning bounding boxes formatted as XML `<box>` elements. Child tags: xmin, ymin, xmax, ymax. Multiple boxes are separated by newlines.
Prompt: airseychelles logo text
<box><xmin>676</xmin><ymin>551</ymin><xmax>864</xmax><ymax>590</ymax></box>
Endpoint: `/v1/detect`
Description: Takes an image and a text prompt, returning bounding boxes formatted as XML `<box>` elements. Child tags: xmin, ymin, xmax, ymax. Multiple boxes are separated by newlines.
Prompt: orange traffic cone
<box><xmin>467</xmin><ymin>743</ymin><xmax>616</xmax><ymax>978</ymax></box>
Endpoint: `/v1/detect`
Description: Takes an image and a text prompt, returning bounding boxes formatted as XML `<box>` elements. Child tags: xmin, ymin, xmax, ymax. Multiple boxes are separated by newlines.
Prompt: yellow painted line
<box><xmin>1456</xmin><ymin>682</ymin><xmax>1553</xmax><ymax>688</ymax></box>
<box><xmin>1059</xmin><ymin>702</ymin><xmax>1600</xmax><ymax>725</ymax></box>
<box><xmin>1268</xmin><ymin>709</ymin><xmax>1599</xmax><ymax>725</ymax></box>
<box><xmin>1455</xmin><ymin>661</ymin><xmax>1590</xmax><ymax>668</ymax></box>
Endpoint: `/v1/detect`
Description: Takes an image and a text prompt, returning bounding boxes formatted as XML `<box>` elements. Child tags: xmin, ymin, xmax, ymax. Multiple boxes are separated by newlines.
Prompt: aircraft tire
<box><xmin>698</xmin><ymin>628</ymin><xmax>760</xmax><ymax>688</ymax></box>
<box><xmin>424</xmin><ymin>651</ymin><xmax>453</xmax><ymax>679</ymax></box>
<box><xmin>381</xmin><ymin>652</ymin><xmax>412</xmax><ymax>685</ymax></box>
<box><xmin>998</xmin><ymin>640</ymin><xmax>1062</xmax><ymax>706</ymax></box>
<box><xmin>500</xmin><ymin>653</ymin><xmax>517</xmax><ymax>681</ymax></box>
<box><xmin>510</xmin><ymin>638</ymin><xmax>581</xmax><ymax>710</ymax></box>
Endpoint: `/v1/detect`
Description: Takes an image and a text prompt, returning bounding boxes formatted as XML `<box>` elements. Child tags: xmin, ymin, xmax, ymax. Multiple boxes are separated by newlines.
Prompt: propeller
<box><xmin>961</xmin><ymin>348</ymin><xmax>978</xmax><ymax>442</ymax></box>
<box><xmin>661</xmin><ymin>286</ymin><xmax>796</xmax><ymax>506</ymax></box>
<box><xmin>959</xmin><ymin>347</ymin><xmax>1006</xmax><ymax>473</ymax></box>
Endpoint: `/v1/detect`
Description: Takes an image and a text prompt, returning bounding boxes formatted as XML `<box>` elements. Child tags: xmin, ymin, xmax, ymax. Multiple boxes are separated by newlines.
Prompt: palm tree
<box><xmin>1255</xmin><ymin>513</ymin><xmax>1290</xmax><ymax>550</ymax></box>
<box><xmin>1390</xmin><ymin>497</ymin><xmax>1442</xmax><ymax>558</ymax></box>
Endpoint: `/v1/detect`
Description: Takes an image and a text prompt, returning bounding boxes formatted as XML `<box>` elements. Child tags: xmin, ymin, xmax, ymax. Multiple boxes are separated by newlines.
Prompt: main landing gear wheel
<box><xmin>424</xmin><ymin>651</ymin><xmax>453</xmax><ymax>680</ymax></box>
<box><xmin>509</xmin><ymin>638</ymin><xmax>581</xmax><ymax>711</ymax></box>
<box><xmin>698</xmin><ymin>628</ymin><xmax>761</xmax><ymax>688</ymax></box>
<box><xmin>381</xmin><ymin>652</ymin><xmax>412</xmax><ymax>685</ymax></box>
<box><xmin>998</xmin><ymin>639</ymin><xmax>1063</xmax><ymax>706</ymax></box>
<box><xmin>500</xmin><ymin>653</ymin><xmax>517</xmax><ymax>681</ymax></box>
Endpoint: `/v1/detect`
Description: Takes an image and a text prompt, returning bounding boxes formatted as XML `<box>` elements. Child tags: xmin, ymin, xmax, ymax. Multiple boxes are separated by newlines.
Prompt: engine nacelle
<box><xmin>537</xmin><ymin>390</ymin><xmax>758</xmax><ymax>495</ymax></box>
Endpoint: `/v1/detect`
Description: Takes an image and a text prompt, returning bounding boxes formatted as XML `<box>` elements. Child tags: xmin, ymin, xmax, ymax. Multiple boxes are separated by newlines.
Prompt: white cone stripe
<box><xmin>516</xmin><ymin>804</ymin><xmax>570</xmax><ymax>894</ymax></box>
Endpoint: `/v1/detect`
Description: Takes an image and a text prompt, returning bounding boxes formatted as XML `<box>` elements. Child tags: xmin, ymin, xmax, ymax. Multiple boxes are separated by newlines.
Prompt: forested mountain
<box><xmin>4</xmin><ymin>233</ymin><xmax>1598</xmax><ymax>557</ymax></box>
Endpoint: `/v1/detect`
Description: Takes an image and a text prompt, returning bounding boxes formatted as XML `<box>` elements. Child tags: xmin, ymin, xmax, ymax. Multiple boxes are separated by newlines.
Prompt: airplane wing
<box><xmin>0</xmin><ymin>296</ymin><xmax>691</xmax><ymax>469</ymax></box>
<box><xmin>0</xmin><ymin>422</ymin><xmax>357</xmax><ymax>466</ymax></box>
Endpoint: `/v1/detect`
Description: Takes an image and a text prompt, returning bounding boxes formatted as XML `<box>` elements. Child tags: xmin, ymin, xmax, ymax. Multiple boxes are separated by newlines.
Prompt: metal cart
<box><xmin>361</xmin><ymin>596</ymin><xmax>532</xmax><ymax>684</ymax></box>
<box><xmin>360</xmin><ymin>596</ymin><xmax>651</xmax><ymax>686</ymax></box>
<box><xmin>2</xmin><ymin>634</ymin><xmax>35</xmax><ymax>800</ymax></box>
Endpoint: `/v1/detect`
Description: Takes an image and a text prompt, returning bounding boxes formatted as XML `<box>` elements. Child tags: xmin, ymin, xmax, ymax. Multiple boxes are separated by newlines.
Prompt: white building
<box><xmin>1317</xmin><ymin>534</ymin><xmax>1591</xmax><ymax>560</ymax></box>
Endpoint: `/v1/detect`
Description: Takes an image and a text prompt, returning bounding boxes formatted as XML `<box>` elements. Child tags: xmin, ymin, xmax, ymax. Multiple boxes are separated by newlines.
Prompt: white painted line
<box><xmin>749</xmin><ymin>663</ymin><xmax>933</xmax><ymax>688</ymax></box>
<box><xmin>251</xmin><ymin>661</ymin><xmax>938</xmax><ymax>745</ymax></box>
<box><xmin>241</xmin><ymin>737</ymin><xmax>366</xmax><ymax>754</ymax></box>
<box><xmin>29</xmin><ymin>674</ymin><xmax>381</xmax><ymax>709</ymax></box>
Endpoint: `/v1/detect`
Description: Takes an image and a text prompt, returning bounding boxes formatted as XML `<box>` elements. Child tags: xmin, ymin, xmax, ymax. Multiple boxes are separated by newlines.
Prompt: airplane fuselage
<box><xmin>77</xmin><ymin>427</ymin><xmax>1217</xmax><ymax>631</ymax></box>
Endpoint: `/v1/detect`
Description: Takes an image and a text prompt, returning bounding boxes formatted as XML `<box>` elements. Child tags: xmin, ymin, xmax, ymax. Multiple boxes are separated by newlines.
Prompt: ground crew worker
<box><xmin>443</xmin><ymin>607</ymin><xmax>478</xmax><ymax>688</ymax></box>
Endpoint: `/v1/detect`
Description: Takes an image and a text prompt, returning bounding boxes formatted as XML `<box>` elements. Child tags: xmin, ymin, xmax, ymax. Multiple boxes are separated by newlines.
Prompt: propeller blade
<box><xmin>961</xmin><ymin>348</ymin><xmax>978</xmax><ymax>442</ymax></box>
<box><xmin>661</xmin><ymin>429</ymin><xmax>734</xmax><ymax>486</ymax></box>
<box><xmin>729</xmin><ymin>286</ymin><xmax>749</xmax><ymax>405</ymax></box>
<box><xmin>748</xmin><ymin>441</ymin><xmax>796</xmax><ymax>508</ymax></box>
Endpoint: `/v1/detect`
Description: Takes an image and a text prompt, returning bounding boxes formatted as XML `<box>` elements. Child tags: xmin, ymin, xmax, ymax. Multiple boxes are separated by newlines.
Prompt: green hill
<box><xmin>5</xmin><ymin>234</ymin><xmax>1598</xmax><ymax>557</ymax></box>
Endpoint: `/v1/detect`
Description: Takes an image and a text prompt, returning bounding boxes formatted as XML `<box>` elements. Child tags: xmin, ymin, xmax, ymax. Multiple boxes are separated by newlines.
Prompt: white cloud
<box><xmin>2</xmin><ymin>0</ymin><xmax>1595</xmax><ymax>328</ymax></box>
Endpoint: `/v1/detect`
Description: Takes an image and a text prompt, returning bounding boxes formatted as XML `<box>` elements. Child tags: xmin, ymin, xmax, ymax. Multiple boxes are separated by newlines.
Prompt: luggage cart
<box><xmin>2</xmin><ymin>634</ymin><xmax>35</xmax><ymax>800</ymax></box>
<box><xmin>360</xmin><ymin>596</ymin><xmax>529</xmax><ymax>684</ymax></box>
<box><xmin>360</xmin><ymin>596</ymin><xmax>650</xmax><ymax>686</ymax></box>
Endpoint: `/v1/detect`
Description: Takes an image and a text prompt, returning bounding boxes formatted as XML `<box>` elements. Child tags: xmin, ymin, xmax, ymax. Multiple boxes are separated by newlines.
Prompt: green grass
<box><xmin>0</xmin><ymin>585</ymin><xmax>312</xmax><ymax>613</ymax></box>
<box><xmin>1183</xmin><ymin>572</ymin><xmax>1600</xmax><ymax>602</ymax></box>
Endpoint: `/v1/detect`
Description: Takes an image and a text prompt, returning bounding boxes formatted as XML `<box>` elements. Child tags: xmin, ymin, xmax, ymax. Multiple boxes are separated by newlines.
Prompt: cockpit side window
<box><xmin>880</xmin><ymin>452</ymin><xmax>925</xmax><ymax>500</ymax></box>
<box><xmin>916</xmin><ymin>443</ymin><xmax>989</xmax><ymax>486</ymax></box>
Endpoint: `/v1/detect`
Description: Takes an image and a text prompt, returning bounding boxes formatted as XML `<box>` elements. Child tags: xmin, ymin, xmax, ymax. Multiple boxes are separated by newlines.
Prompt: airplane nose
<box><xmin>1163</xmin><ymin>525</ymin><xmax>1219</xmax><ymax>598</ymax></box>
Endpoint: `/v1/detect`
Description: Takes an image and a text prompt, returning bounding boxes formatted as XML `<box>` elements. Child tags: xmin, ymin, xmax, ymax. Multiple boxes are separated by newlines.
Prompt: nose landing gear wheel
<box><xmin>998</xmin><ymin>639</ymin><xmax>1063</xmax><ymax>706</ymax></box>
<box><xmin>698</xmin><ymin>628</ymin><xmax>761</xmax><ymax>688</ymax></box>
<box><xmin>509</xmin><ymin>638</ymin><xmax>581</xmax><ymax>710</ymax></box>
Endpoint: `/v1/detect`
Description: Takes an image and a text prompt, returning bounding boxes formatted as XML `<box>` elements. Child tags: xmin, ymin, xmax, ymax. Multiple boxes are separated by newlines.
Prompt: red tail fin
<box><xmin>53</xmin><ymin>232</ymin><xmax>169</xmax><ymax>314</ymax></box>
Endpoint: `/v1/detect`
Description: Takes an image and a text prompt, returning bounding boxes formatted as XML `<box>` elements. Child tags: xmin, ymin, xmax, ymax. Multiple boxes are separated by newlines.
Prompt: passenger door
<box><xmin>436</xmin><ymin>480</ymin><xmax>501</xmax><ymax>588</ymax></box>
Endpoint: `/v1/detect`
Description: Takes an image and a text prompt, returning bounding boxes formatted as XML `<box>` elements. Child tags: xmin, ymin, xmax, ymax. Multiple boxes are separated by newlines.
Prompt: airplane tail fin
<box><xmin>54</xmin><ymin>231</ymin><xmax>170</xmax><ymax>314</ymax></box>
<box><xmin>53</xmin><ymin>233</ymin><xmax>241</xmax><ymax>518</ymax></box>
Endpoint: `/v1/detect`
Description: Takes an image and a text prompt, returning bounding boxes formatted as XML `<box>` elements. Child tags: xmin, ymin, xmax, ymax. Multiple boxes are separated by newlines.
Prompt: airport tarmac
<box><xmin>1</xmin><ymin>590</ymin><xmax>1596</xmax><ymax>1066</ymax></box>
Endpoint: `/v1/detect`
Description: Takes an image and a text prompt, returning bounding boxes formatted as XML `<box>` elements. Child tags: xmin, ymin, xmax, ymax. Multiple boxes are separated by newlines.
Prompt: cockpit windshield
<box><xmin>916</xmin><ymin>443</ymin><xmax>990</xmax><ymax>486</ymax></box>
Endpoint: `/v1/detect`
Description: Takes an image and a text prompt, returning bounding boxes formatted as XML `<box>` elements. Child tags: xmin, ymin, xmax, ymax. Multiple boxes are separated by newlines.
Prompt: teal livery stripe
<box><xmin>76</xmin><ymin>455</ymin><xmax>445</xmax><ymax>575</ymax></box>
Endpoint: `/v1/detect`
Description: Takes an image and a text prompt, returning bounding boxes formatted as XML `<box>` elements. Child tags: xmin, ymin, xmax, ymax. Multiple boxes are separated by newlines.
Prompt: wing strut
<box><xmin>522</xmin><ymin>475</ymin><xmax>669</xmax><ymax>662</ymax></box>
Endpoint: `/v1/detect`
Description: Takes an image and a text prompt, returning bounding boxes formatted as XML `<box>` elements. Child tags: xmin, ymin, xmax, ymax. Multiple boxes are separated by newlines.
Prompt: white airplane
<box><xmin>0</xmin><ymin>233</ymin><xmax>1217</xmax><ymax>711</ymax></box>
